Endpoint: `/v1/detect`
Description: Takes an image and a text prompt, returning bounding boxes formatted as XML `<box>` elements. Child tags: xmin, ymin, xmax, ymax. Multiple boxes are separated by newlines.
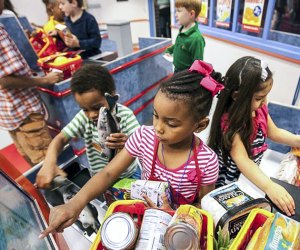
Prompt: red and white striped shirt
<box><xmin>0</xmin><ymin>25</ymin><xmax>43</xmax><ymax>130</ymax></box>
<box><xmin>125</xmin><ymin>126</ymin><xmax>219</xmax><ymax>200</ymax></box>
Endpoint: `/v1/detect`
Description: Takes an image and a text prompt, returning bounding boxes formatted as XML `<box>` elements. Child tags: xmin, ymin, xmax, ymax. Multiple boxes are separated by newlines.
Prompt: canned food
<box><xmin>164</xmin><ymin>205</ymin><xmax>203</xmax><ymax>250</ymax></box>
<box><xmin>135</xmin><ymin>208</ymin><xmax>172</xmax><ymax>250</ymax></box>
<box><xmin>101</xmin><ymin>212</ymin><xmax>138</xmax><ymax>250</ymax></box>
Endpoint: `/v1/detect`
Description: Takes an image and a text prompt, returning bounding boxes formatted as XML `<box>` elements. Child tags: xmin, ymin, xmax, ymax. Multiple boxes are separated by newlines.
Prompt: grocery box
<box><xmin>55</xmin><ymin>23</ymin><xmax>72</xmax><ymax>40</ymax></box>
<box><xmin>201</xmin><ymin>183</ymin><xmax>271</xmax><ymax>239</ymax></box>
<box><xmin>37</xmin><ymin>52</ymin><xmax>82</xmax><ymax>80</ymax></box>
<box><xmin>103</xmin><ymin>178</ymin><xmax>136</xmax><ymax>206</ymax></box>
<box><xmin>90</xmin><ymin>200</ymin><xmax>214</xmax><ymax>250</ymax></box>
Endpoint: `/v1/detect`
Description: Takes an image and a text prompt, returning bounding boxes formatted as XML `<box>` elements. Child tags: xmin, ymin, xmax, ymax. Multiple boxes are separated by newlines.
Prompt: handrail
<box><xmin>109</xmin><ymin>45</ymin><xmax>169</xmax><ymax>74</ymax></box>
<box><xmin>38</xmin><ymin>87</ymin><xmax>71</xmax><ymax>97</ymax></box>
<box><xmin>37</xmin><ymin>45</ymin><xmax>170</xmax><ymax>97</ymax></box>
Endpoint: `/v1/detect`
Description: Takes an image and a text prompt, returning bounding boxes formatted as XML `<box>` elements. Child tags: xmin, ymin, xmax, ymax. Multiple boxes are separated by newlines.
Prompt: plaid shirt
<box><xmin>0</xmin><ymin>25</ymin><xmax>43</xmax><ymax>131</ymax></box>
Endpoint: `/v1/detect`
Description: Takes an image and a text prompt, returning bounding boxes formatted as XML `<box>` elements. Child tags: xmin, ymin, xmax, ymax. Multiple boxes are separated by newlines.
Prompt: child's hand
<box><xmin>64</xmin><ymin>34</ymin><xmax>79</xmax><ymax>48</ymax></box>
<box><xmin>36</xmin><ymin>165</ymin><xmax>67</xmax><ymax>189</ymax></box>
<box><xmin>39</xmin><ymin>201</ymin><xmax>81</xmax><ymax>238</ymax></box>
<box><xmin>105</xmin><ymin>133</ymin><xmax>128</xmax><ymax>150</ymax></box>
<box><xmin>266</xmin><ymin>182</ymin><xmax>295</xmax><ymax>216</ymax></box>
<box><xmin>143</xmin><ymin>193</ymin><xmax>173</xmax><ymax>210</ymax></box>
<box><xmin>163</xmin><ymin>53</ymin><xmax>173</xmax><ymax>62</ymax></box>
<box><xmin>43</xmin><ymin>71</ymin><xmax>64</xmax><ymax>84</ymax></box>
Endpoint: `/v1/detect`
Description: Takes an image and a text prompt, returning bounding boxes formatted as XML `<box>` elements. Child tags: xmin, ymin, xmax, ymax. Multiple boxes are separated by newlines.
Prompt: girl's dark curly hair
<box><xmin>159</xmin><ymin>67</ymin><xmax>224</xmax><ymax>122</ymax></box>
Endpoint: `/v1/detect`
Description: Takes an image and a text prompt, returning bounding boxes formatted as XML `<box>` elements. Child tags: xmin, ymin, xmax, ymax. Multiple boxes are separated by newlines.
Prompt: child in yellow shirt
<box><xmin>43</xmin><ymin>0</ymin><xmax>65</xmax><ymax>34</ymax></box>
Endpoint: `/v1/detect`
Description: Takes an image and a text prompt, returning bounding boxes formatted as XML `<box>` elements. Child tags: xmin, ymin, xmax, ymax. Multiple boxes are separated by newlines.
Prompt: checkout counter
<box><xmin>0</xmin><ymin>13</ymin><xmax>172</xmax><ymax>249</ymax></box>
<box><xmin>38</xmin><ymin>36</ymin><xmax>172</xmax><ymax>167</ymax></box>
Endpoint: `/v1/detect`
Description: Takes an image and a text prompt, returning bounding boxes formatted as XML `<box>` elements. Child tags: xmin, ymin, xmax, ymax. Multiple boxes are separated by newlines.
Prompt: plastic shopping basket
<box><xmin>37</xmin><ymin>52</ymin><xmax>82</xmax><ymax>80</ymax></box>
<box><xmin>229</xmin><ymin>208</ymin><xmax>274</xmax><ymax>250</ymax></box>
<box><xmin>90</xmin><ymin>200</ymin><xmax>214</xmax><ymax>250</ymax></box>
<box><xmin>30</xmin><ymin>29</ymin><xmax>58</xmax><ymax>58</ymax></box>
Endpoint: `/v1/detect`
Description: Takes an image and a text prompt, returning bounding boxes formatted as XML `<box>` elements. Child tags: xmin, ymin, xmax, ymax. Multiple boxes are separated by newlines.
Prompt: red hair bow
<box><xmin>189</xmin><ymin>60</ymin><xmax>224</xmax><ymax>96</ymax></box>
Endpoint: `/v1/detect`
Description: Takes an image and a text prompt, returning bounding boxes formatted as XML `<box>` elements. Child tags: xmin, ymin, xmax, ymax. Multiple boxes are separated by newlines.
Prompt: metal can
<box><xmin>101</xmin><ymin>212</ymin><xmax>138</xmax><ymax>250</ymax></box>
<box><xmin>135</xmin><ymin>208</ymin><xmax>173</xmax><ymax>250</ymax></box>
<box><xmin>164</xmin><ymin>205</ymin><xmax>203</xmax><ymax>250</ymax></box>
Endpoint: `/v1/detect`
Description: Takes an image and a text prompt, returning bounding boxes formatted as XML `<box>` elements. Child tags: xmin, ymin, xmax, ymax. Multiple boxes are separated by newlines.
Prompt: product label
<box><xmin>170</xmin><ymin>204</ymin><xmax>202</xmax><ymax>236</ymax></box>
<box><xmin>265</xmin><ymin>212</ymin><xmax>300</xmax><ymax>250</ymax></box>
<box><xmin>210</xmin><ymin>184</ymin><xmax>253</xmax><ymax>210</ymax></box>
<box><xmin>131</xmin><ymin>180</ymin><xmax>170</xmax><ymax>207</ymax></box>
<box><xmin>135</xmin><ymin>209</ymin><xmax>172</xmax><ymax>250</ymax></box>
<box><xmin>228</xmin><ymin>213</ymin><xmax>249</xmax><ymax>238</ymax></box>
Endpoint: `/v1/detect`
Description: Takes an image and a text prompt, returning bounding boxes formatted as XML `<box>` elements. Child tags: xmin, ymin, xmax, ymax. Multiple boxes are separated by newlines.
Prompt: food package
<box><xmin>253</xmin><ymin>212</ymin><xmax>300</xmax><ymax>250</ymax></box>
<box><xmin>201</xmin><ymin>183</ymin><xmax>271</xmax><ymax>239</ymax></box>
<box><xmin>103</xmin><ymin>178</ymin><xmax>136</xmax><ymax>206</ymax></box>
<box><xmin>55</xmin><ymin>23</ymin><xmax>72</xmax><ymax>40</ymax></box>
<box><xmin>131</xmin><ymin>180</ymin><xmax>170</xmax><ymax>207</ymax></box>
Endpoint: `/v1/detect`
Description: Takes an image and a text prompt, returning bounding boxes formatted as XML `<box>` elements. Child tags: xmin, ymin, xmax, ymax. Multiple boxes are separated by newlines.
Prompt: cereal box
<box><xmin>104</xmin><ymin>178</ymin><xmax>136</xmax><ymax>206</ymax></box>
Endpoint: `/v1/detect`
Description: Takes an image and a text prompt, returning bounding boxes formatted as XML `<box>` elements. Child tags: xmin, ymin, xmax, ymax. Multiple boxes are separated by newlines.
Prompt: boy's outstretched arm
<box><xmin>35</xmin><ymin>132</ymin><xmax>70</xmax><ymax>189</ymax></box>
<box><xmin>231</xmin><ymin>133</ymin><xmax>295</xmax><ymax>216</ymax></box>
<box><xmin>267</xmin><ymin>114</ymin><xmax>300</xmax><ymax>147</ymax></box>
<box><xmin>39</xmin><ymin>148</ymin><xmax>135</xmax><ymax>238</ymax></box>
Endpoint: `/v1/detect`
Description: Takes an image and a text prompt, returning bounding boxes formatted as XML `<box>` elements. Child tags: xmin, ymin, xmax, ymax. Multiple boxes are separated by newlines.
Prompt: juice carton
<box><xmin>104</xmin><ymin>178</ymin><xmax>136</xmax><ymax>206</ymax></box>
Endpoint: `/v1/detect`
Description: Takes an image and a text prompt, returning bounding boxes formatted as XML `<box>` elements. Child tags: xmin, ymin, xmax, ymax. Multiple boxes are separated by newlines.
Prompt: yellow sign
<box><xmin>198</xmin><ymin>0</ymin><xmax>208</xmax><ymax>24</ymax></box>
<box><xmin>242</xmin><ymin>0</ymin><xmax>265</xmax><ymax>32</ymax></box>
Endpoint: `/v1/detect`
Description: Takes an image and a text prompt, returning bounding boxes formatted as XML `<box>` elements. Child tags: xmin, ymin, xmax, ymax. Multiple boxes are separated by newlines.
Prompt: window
<box><xmin>269</xmin><ymin>0</ymin><xmax>300</xmax><ymax>46</ymax></box>
<box><xmin>214</xmin><ymin>0</ymin><xmax>235</xmax><ymax>30</ymax></box>
<box><xmin>195</xmin><ymin>0</ymin><xmax>300</xmax><ymax>61</ymax></box>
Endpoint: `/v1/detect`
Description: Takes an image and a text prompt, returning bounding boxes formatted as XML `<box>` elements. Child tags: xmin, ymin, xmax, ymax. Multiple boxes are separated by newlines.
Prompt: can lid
<box><xmin>164</xmin><ymin>222</ymin><xmax>199</xmax><ymax>250</ymax></box>
<box><xmin>101</xmin><ymin>212</ymin><xmax>137</xmax><ymax>250</ymax></box>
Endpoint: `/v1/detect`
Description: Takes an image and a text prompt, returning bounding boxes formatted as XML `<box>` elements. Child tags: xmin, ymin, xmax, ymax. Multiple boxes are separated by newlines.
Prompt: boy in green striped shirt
<box><xmin>36</xmin><ymin>65</ymin><xmax>140</xmax><ymax>188</ymax></box>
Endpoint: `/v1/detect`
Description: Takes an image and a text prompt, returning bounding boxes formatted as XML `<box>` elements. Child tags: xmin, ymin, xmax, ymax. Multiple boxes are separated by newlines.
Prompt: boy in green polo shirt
<box><xmin>165</xmin><ymin>0</ymin><xmax>205</xmax><ymax>72</ymax></box>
